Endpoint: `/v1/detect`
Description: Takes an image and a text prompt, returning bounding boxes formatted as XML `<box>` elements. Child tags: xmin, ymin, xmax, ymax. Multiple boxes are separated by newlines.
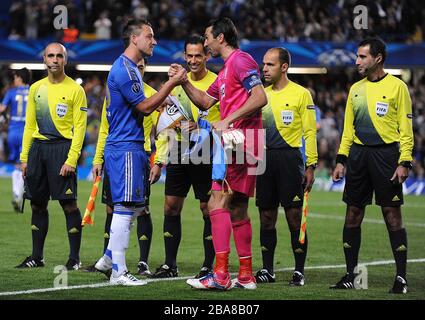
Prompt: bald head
<box><xmin>43</xmin><ymin>42</ymin><xmax>67</xmax><ymax>75</ymax></box>
<box><xmin>44</xmin><ymin>42</ymin><xmax>67</xmax><ymax>61</ymax></box>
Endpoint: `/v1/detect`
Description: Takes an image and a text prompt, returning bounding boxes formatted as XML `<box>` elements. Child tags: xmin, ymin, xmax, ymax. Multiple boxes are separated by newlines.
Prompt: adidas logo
<box><xmin>139</xmin><ymin>235</ymin><xmax>149</xmax><ymax>241</ymax></box>
<box><xmin>204</xmin><ymin>235</ymin><xmax>213</xmax><ymax>241</ymax></box>
<box><xmin>294</xmin><ymin>248</ymin><xmax>304</xmax><ymax>254</ymax></box>
<box><xmin>68</xmin><ymin>227</ymin><xmax>80</xmax><ymax>234</ymax></box>
<box><xmin>31</xmin><ymin>225</ymin><xmax>39</xmax><ymax>231</ymax></box>
<box><xmin>103</xmin><ymin>233</ymin><xmax>110</xmax><ymax>239</ymax></box>
<box><xmin>293</xmin><ymin>195</ymin><xmax>301</xmax><ymax>202</ymax></box>
<box><xmin>392</xmin><ymin>195</ymin><xmax>400</xmax><ymax>201</ymax></box>
<box><xmin>163</xmin><ymin>232</ymin><xmax>173</xmax><ymax>238</ymax></box>
<box><xmin>65</xmin><ymin>189</ymin><xmax>73</xmax><ymax>195</ymax></box>
<box><xmin>261</xmin><ymin>246</ymin><xmax>268</xmax><ymax>252</ymax></box>
<box><xmin>396</xmin><ymin>245</ymin><xmax>407</xmax><ymax>252</ymax></box>
<box><xmin>343</xmin><ymin>242</ymin><xmax>352</xmax><ymax>249</ymax></box>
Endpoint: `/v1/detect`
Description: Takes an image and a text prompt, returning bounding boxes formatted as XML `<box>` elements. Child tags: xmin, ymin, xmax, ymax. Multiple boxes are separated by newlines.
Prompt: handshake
<box><xmin>168</xmin><ymin>64</ymin><xmax>188</xmax><ymax>86</ymax></box>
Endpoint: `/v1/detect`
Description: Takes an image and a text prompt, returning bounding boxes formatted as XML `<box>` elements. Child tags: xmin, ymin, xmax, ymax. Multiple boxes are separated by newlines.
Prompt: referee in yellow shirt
<box><xmin>255</xmin><ymin>48</ymin><xmax>318</xmax><ymax>286</ymax></box>
<box><xmin>330</xmin><ymin>38</ymin><xmax>413</xmax><ymax>294</ymax></box>
<box><xmin>16</xmin><ymin>43</ymin><xmax>88</xmax><ymax>270</ymax></box>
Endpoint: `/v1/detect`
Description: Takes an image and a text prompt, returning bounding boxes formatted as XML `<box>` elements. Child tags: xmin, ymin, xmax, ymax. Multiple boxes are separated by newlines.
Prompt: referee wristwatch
<box><xmin>306</xmin><ymin>163</ymin><xmax>318</xmax><ymax>170</ymax></box>
<box><xmin>154</xmin><ymin>162</ymin><xmax>164</xmax><ymax>168</ymax></box>
<box><xmin>400</xmin><ymin>161</ymin><xmax>413</xmax><ymax>170</ymax></box>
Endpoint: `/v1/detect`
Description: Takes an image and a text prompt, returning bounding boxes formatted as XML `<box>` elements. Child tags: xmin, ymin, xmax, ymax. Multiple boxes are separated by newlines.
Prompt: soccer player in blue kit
<box><xmin>93</xmin><ymin>19</ymin><xmax>187</xmax><ymax>286</ymax></box>
<box><xmin>0</xmin><ymin>68</ymin><xmax>31</xmax><ymax>212</ymax></box>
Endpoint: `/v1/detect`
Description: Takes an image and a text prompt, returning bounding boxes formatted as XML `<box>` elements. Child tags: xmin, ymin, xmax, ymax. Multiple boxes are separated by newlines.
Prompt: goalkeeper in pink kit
<box><xmin>170</xmin><ymin>17</ymin><xmax>267</xmax><ymax>290</ymax></box>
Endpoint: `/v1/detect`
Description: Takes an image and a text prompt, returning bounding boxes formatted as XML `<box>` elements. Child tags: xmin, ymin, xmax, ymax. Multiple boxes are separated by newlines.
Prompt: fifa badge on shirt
<box><xmin>376</xmin><ymin>101</ymin><xmax>389</xmax><ymax>117</ymax></box>
<box><xmin>56</xmin><ymin>103</ymin><xmax>68</xmax><ymax>118</ymax></box>
<box><xmin>281</xmin><ymin>110</ymin><xmax>294</xmax><ymax>125</ymax></box>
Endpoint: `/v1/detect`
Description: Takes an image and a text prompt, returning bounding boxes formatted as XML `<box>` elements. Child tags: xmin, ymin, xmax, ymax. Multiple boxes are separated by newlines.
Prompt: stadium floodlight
<box><xmin>10</xmin><ymin>63</ymin><xmax>46</xmax><ymax>70</ymax></box>
<box><xmin>288</xmin><ymin>67</ymin><xmax>327</xmax><ymax>74</ymax></box>
<box><xmin>76</xmin><ymin>64</ymin><xmax>111</xmax><ymax>71</ymax></box>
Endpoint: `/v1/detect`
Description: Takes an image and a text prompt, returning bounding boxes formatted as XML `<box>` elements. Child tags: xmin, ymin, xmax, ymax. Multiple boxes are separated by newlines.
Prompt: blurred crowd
<box><xmin>3</xmin><ymin>0</ymin><xmax>425</xmax><ymax>43</ymax></box>
<box><xmin>1</xmin><ymin>65</ymin><xmax>425</xmax><ymax>179</ymax></box>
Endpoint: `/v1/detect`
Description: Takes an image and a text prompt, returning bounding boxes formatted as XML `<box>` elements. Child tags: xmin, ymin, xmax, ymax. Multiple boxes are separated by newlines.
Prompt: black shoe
<box><xmin>15</xmin><ymin>256</ymin><xmax>45</xmax><ymax>268</ymax></box>
<box><xmin>83</xmin><ymin>263</ymin><xmax>97</xmax><ymax>272</ymax></box>
<box><xmin>137</xmin><ymin>261</ymin><xmax>152</xmax><ymax>276</ymax></box>
<box><xmin>329</xmin><ymin>273</ymin><xmax>356</xmax><ymax>289</ymax></box>
<box><xmin>195</xmin><ymin>267</ymin><xmax>212</xmax><ymax>279</ymax></box>
<box><xmin>289</xmin><ymin>271</ymin><xmax>305</xmax><ymax>286</ymax></box>
<box><xmin>255</xmin><ymin>269</ymin><xmax>276</xmax><ymax>283</ymax></box>
<box><xmin>149</xmin><ymin>264</ymin><xmax>178</xmax><ymax>278</ymax></box>
<box><xmin>65</xmin><ymin>258</ymin><xmax>81</xmax><ymax>271</ymax></box>
<box><xmin>389</xmin><ymin>276</ymin><xmax>408</xmax><ymax>294</ymax></box>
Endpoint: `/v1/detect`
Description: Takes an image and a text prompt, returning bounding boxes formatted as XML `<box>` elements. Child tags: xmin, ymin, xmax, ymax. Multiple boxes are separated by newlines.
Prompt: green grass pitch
<box><xmin>0</xmin><ymin>177</ymin><xmax>424</xmax><ymax>300</ymax></box>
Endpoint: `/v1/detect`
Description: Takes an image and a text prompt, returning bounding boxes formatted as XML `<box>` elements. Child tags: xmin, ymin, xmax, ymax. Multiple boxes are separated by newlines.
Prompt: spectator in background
<box><xmin>94</xmin><ymin>11</ymin><xmax>112</xmax><ymax>40</ymax></box>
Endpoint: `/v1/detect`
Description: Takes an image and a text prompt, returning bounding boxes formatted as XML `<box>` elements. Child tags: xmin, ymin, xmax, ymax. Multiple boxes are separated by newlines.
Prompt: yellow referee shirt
<box><xmin>263</xmin><ymin>80</ymin><xmax>318</xmax><ymax>166</ymax></box>
<box><xmin>20</xmin><ymin>76</ymin><xmax>88</xmax><ymax>168</ymax></box>
<box><xmin>338</xmin><ymin>74</ymin><xmax>413</xmax><ymax>163</ymax></box>
<box><xmin>93</xmin><ymin>83</ymin><xmax>157</xmax><ymax>166</ymax></box>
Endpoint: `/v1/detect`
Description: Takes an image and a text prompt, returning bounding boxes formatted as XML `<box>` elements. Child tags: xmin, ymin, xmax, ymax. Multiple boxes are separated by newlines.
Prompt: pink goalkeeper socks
<box><xmin>209</xmin><ymin>208</ymin><xmax>232</xmax><ymax>254</ymax></box>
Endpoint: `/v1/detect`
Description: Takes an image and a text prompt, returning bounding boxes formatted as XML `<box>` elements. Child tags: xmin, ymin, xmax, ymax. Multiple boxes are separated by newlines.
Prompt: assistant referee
<box><xmin>16</xmin><ymin>43</ymin><xmax>88</xmax><ymax>271</ymax></box>
<box><xmin>331</xmin><ymin>38</ymin><xmax>413</xmax><ymax>294</ymax></box>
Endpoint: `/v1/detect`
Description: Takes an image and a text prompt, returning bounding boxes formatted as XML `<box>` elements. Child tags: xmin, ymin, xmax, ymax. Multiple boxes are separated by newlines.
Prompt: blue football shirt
<box><xmin>105</xmin><ymin>55</ymin><xmax>146</xmax><ymax>149</ymax></box>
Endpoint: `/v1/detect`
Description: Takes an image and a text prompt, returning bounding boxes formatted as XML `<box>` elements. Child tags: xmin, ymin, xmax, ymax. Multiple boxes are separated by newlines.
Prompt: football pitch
<box><xmin>0</xmin><ymin>177</ymin><xmax>424</xmax><ymax>300</ymax></box>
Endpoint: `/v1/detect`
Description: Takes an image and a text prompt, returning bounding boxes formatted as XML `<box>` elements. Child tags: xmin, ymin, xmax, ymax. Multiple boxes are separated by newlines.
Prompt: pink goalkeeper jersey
<box><xmin>206</xmin><ymin>49</ymin><xmax>263</xmax><ymax>130</ymax></box>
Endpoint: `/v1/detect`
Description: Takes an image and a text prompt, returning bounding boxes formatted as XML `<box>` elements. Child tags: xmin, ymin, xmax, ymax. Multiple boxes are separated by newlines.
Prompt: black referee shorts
<box><xmin>165</xmin><ymin>162</ymin><xmax>212</xmax><ymax>202</ymax></box>
<box><xmin>25</xmin><ymin>139</ymin><xmax>77</xmax><ymax>202</ymax></box>
<box><xmin>255</xmin><ymin>148</ymin><xmax>304</xmax><ymax>209</ymax></box>
<box><xmin>101</xmin><ymin>153</ymin><xmax>152</xmax><ymax>207</ymax></box>
<box><xmin>343</xmin><ymin>143</ymin><xmax>403</xmax><ymax>207</ymax></box>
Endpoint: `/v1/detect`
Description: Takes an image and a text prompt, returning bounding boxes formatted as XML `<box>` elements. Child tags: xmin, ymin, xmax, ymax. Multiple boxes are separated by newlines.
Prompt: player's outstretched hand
<box><xmin>92</xmin><ymin>164</ymin><xmax>103</xmax><ymax>180</ymax></box>
<box><xmin>332</xmin><ymin>163</ymin><xmax>345</xmax><ymax>182</ymax></box>
<box><xmin>60</xmin><ymin>164</ymin><xmax>76</xmax><ymax>177</ymax></box>
<box><xmin>170</xmin><ymin>66</ymin><xmax>188</xmax><ymax>85</ymax></box>
<box><xmin>168</xmin><ymin>64</ymin><xmax>183</xmax><ymax>78</ymax></box>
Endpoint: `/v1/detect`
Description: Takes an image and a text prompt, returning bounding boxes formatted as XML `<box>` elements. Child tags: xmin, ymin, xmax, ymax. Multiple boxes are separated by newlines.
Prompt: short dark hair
<box><xmin>358</xmin><ymin>37</ymin><xmax>387</xmax><ymax>64</ymax></box>
<box><xmin>14</xmin><ymin>68</ymin><xmax>31</xmax><ymax>84</ymax></box>
<box><xmin>122</xmin><ymin>19</ymin><xmax>152</xmax><ymax>48</ymax></box>
<box><xmin>271</xmin><ymin>47</ymin><xmax>291</xmax><ymax>67</ymax></box>
<box><xmin>184</xmin><ymin>34</ymin><xmax>207</xmax><ymax>54</ymax></box>
<box><xmin>208</xmin><ymin>17</ymin><xmax>239</xmax><ymax>49</ymax></box>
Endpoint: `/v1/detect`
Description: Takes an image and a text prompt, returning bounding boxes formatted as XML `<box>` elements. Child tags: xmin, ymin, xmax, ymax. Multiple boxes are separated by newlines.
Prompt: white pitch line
<box><xmin>1</xmin><ymin>258</ymin><xmax>424</xmax><ymax>297</ymax></box>
<box><xmin>308</xmin><ymin>212</ymin><xmax>425</xmax><ymax>228</ymax></box>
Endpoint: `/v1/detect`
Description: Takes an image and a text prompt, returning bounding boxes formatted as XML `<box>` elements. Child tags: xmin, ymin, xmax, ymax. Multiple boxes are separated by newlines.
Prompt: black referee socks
<box><xmin>137</xmin><ymin>214</ymin><xmax>153</xmax><ymax>263</ymax></box>
<box><xmin>343</xmin><ymin>226</ymin><xmax>361</xmax><ymax>275</ymax></box>
<box><xmin>290</xmin><ymin>230</ymin><xmax>308</xmax><ymax>274</ymax></box>
<box><xmin>31</xmin><ymin>209</ymin><xmax>49</xmax><ymax>260</ymax></box>
<box><xmin>202</xmin><ymin>216</ymin><xmax>214</xmax><ymax>269</ymax></box>
<box><xmin>260</xmin><ymin>228</ymin><xmax>277</xmax><ymax>273</ymax></box>
<box><xmin>163</xmin><ymin>215</ymin><xmax>182</xmax><ymax>268</ymax></box>
<box><xmin>388</xmin><ymin>228</ymin><xmax>408</xmax><ymax>279</ymax></box>
<box><xmin>65</xmin><ymin>209</ymin><xmax>82</xmax><ymax>261</ymax></box>
<box><xmin>103</xmin><ymin>213</ymin><xmax>113</xmax><ymax>253</ymax></box>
